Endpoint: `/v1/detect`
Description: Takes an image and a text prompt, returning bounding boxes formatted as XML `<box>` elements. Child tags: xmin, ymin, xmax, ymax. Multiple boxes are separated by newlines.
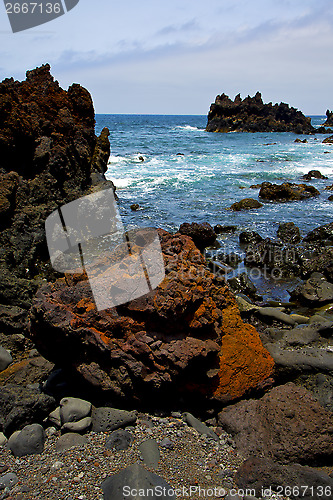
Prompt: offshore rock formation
<box><xmin>206</xmin><ymin>92</ymin><xmax>314</xmax><ymax>133</ymax></box>
<box><xmin>0</xmin><ymin>64</ymin><xmax>113</xmax><ymax>317</ymax></box>
<box><xmin>259</xmin><ymin>182</ymin><xmax>320</xmax><ymax>202</ymax></box>
<box><xmin>29</xmin><ymin>230</ymin><xmax>274</xmax><ymax>407</ymax></box>
<box><xmin>322</xmin><ymin>109</ymin><xmax>333</xmax><ymax>127</ymax></box>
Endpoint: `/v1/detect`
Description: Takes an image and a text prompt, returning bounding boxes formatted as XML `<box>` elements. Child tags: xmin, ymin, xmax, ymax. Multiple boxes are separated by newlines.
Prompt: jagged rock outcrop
<box><xmin>0</xmin><ymin>64</ymin><xmax>113</xmax><ymax>318</ymax></box>
<box><xmin>206</xmin><ymin>92</ymin><xmax>314</xmax><ymax>133</ymax></box>
<box><xmin>322</xmin><ymin>109</ymin><xmax>333</xmax><ymax>127</ymax></box>
<box><xmin>29</xmin><ymin>230</ymin><xmax>274</xmax><ymax>407</ymax></box>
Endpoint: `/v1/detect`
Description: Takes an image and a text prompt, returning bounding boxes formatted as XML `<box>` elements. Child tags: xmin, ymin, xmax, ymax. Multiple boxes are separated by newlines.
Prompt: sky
<box><xmin>0</xmin><ymin>0</ymin><xmax>332</xmax><ymax>114</ymax></box>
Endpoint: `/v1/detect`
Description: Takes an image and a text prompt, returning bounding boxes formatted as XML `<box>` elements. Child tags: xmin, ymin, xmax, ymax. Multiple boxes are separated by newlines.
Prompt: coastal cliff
<box><xmin>0</xmin><ymin>64</ymin><xmax>114</xmax><ymax>316</ymax></box>
<box><xmin>206</xmin><ymin>92</ymin><xmax>314</xmax><ymax>133</ymax></box>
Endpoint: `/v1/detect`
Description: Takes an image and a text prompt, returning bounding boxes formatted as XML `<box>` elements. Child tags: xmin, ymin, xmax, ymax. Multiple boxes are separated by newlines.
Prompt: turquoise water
<box><xmin>95</xmin><ymin>115</ymin><xmax>333</xmax><ymax>241</ymax></box>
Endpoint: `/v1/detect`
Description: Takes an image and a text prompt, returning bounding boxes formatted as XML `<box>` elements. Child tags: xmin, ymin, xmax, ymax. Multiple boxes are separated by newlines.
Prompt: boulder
<box><xmin>218</xmin><ymin>383</ymin><xmax>333</xmax><ymax>465</ymax></box>
<box><xmin>323</xmin><ymin>135</ymin><xmax>333</xmax><ymax>144</ymax></box>
<box><xmin>101</xmin><ymin>463</ymin><xmax>175</xmax><ymax>500</ymax></box>
<box><xmin>214</xmin><ymin>225</ymin><xmax>237</xmax><ymax>234</ymax></box>
<box><xmin>59</xmin><ymin>397</ymin><xmax>92</xmax><ymax>424</ymax></box>
<box><xmin>0</xmin><ymin>64</ymin><xmax>113</xmax><ymax>311</ymax></box>
<box><xmin>228</xmin><ymin>198</ymin><xmax>263</xmax><ymax>211</ymax></box>
<box><xmin>178</xmin><ymin>222</ymin><xmax>216</xmax><ymax>251</ymax></box>
<box><xmin>30</xmin><ymin>231</ymin><xmax>274</xmax><ymax>406</ymax></box>
<box><xmin>92</xmin><ymin>407</ymin><xmax>137</xmax><ymax>433</ymax></box>
<box><xmin>303</xmin><ymin>222</ymin><xmax>333</xmax><ymax>243</ymax></box>
<box><xmin>7</xmin><ymin>423</ymin><xmax>45</xmax><ymax>457</ymax></box>
<box><xmin>277</xmin><ymin>222</ymin><xmax>301</xmax><ymax>244</ymax></box>
<box><xmin>0</xmin><ymin>384</ymin><xmax>55</xmax><ymax>436</ymax></box>
<box><xmin>302</xmin><ymin>170</ymin><xmax>328</xmax><ymax>180</ymax></box>
<box><xmin>239</xmin><ymin>231</ymin><xmax>263</xmax><ymax>246</ymax></box>
<box><xmin>259</xmin><ymin>182</ymin><xmax>320</xmax><ymax>201</ymax></box>
<box><xmin>0</xmin><ymin>355</ymin><xmax>54</xmax><ymax>387</ymax></box>
<box><xmin>290</xmin><ymin>273</ymin><xmax>333</xmax><ymax>305</ymax></box>
<box><xmin>206</xmin><ymin>93</ymin><xmax>314</xmax><ymax>133</ymax></box>
<box><xmin>235</xmin><ymin>457</ymin><xmax>333</xmax><ymax>500</ymax></box>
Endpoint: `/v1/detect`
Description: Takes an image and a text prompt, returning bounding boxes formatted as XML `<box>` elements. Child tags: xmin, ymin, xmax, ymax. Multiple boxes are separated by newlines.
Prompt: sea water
<box><xmin>95</xmin><ymin>115</ymin><xmax>332</xmax><ymax>301</ymax></box>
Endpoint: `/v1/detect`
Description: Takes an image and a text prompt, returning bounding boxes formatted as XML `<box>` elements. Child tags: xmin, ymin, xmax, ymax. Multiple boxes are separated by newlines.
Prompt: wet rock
<box><xmin>0</xmin><ymin>347</ymin><xmax>12</xmax><ymax>372</ymax></box>
<box><xmin>218</xmin><ymin>383</ymin><xmax>333</xmax><ymax>465</ymax></box>
<box><xmin>228</xmin><ymin>272</ymin><xmax>262</xmax><ymax>301</ymax></box>
<box><xmin>214</xmin><ymin>224</ymin><xmax>237</xmax><ymax>234</ymax></box>
<box><xmin>101</xmin><ymin>463</ymin><xmax>175</xmax><ymax>500</ymax></box>
<box><xmin>239</xmin><ymin>231</ymin><xmax>263</xmax><ymax>246</ymax></box>
<box><xmin>216</xmin><ymin>252</ymin><xmax>242</xmax><ymax>268</ymax></box>
<box><xmin>303</xmin><ymin>222</ymin><xmax>333</xmax><ymax>243</ymax></box>
<box><xmin>235</xmin><ymin>457</ymin><xmax>333</xmax><ymax>500</ymax></box>
<box><xmin>7</xmin><ymin>423</ymin><xmax>45</xmax><ymax>457</ymax></box>
<box><xmin>92</xmin><ymin>408</ymin><xmax>137</xmax><ymax>433</ymax></box>
<box><xmin>130</xmin><ymin>203</ymin><xmax>140</xmax><ymax>211</ymax></box>
<box><xmin>228</xmin><ymin>198</ymin><xmax>262</xmax><ymax>211</ymax></box>
<box><xmin>0</xmin><ymin>384</ymin><xmax>55</xmax><ymax>436</ymax></box>
<box><xmin>139</xmin><ymin>439</ymin><xmax>160</xmax><ymax>468</ymax></box>
<box><xmin>323</xmin><ymin>135</ymin><xmax>333</xmax><ymax>144</ymax></box>
<box><xmin>290</xmin><ymin>273</ymin><xmax>333</xmax><ymax>305</ymax></box>
<box><xmin>322</xmin><ymin>109</ymin><xmax>333</xmax><ymax>127</ymax></box>
<box><xmin>30</xmin><ymin>230</ymin><xmax>274</xmax><ymax>405</ymax></box>
<box><xmin>178</xmin><ymin>222</ymin><xmax>216</xmax><ymax>251</ymax></box>
<box><xmin>55</xmin><ymin>432</ymin><xmax>88</xmax><ymax>452</ymax></box>
<box><xmin>206</xmin><ymin>93</ymin><xmax>314</xmax><ymax>133</ymax></box>
<box><xmin>105</xmin><ymin>429</ymin><xmax>134</xmax><ymax>451</ymax></box>
<box><xmin>277</xmin><ymin>222</ymin><xmax>301</xmax><ymax>244</ymax></box>
<box><xmin>259</xmin><ymin>182</ymin><xmax>320</xmax><ymax>201</ymax></box>
<box><xmin>294</xmin><ymin>138</ymin><xmax>307</xmax><ymax>143</ymax></box>
<box><xmin>302</xmin><ymin>170</ymin><xmax>328</xmax><ymax>180</ymax></box>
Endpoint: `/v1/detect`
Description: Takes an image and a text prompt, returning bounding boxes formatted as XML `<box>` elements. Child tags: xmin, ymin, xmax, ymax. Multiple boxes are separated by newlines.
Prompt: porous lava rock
<box><xmin>206</xmin><ymin>92</ymin><xmax>314</xmax><ymax>133</ymax></box>
<box><xmin>29</xmin><ymin>230</ymin><xmax>274</xmax><ymax>406</ymax></box>
<box><xmin>218</xmin><ymin>383</ymin><xmax>333</xmax><ymax>465</ymax></box>
<box><xmin>0</xmin><ymin>64</ymin><xmax>113</xmax><ymax>315</ymax></box>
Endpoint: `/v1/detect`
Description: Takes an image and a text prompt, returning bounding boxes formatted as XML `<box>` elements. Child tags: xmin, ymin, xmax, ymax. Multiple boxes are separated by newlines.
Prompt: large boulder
<box><xmin>218</xmin><ymin>383</ymin><xmax>333</xmax><ymax>465</ymax></box>
<box><xmin>259</xmin><ymin>182</ymin><xmax>320</xmax><ymax>201</ymax></box>
<box><xmin>0</xmin><ymin>64</ymin><xmax>113</xmax><ymax>313</ymax></box>
<box><xmin>228</xmin><ymin>198</ymin><xmax>262</xmax><ymax>211</ymax></box>
<box><xmin>178</xmin><ymin>222</ymin><xmax>217</xmax><ymax>251</ymax></box>
<box><xmin>206</xmin><ymin>92</ymin><xmax>314</xmax><ymax>133</ymax></box>
<box><xmin>29</xmin><ymin>230</ymin><xmax>274</xmax><ymax>406</ymax></box>
<box><xmin>235</xmin><ymin>457</ymin><xmax>333</xmax><ymax>500</ymax></box>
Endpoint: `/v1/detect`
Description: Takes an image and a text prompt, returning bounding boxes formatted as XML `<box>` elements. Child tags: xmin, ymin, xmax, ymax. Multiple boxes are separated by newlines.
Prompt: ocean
<box><xmin>95</xmin><ymin>114</ymin><xmax>333</xmax><ymax>302</ymax></box>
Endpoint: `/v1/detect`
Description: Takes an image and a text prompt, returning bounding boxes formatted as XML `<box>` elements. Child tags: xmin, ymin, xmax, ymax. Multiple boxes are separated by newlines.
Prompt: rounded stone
<box><xmin>59</xmin><ymin>397</ymin><xmax>92</xmax><ymax>425</ymax></box>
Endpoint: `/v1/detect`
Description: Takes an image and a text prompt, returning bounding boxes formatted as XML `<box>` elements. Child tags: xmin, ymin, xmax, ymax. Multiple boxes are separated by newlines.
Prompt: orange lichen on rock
<box><xmin>214</xmin><ymin>304</ymin><xmax>275</xmax><ymax>402</ymax></box>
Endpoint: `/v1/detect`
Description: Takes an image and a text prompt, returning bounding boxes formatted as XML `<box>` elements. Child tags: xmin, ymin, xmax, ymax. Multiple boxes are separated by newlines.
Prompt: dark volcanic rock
<box><xmin>277</xmin><ymin>222</ymin><xmax>301</xmax><ymax>244</ymax></box>
<box><xmin>228</xmin><ymin>198</ymin><xmax>263</xmax><ymax>211</ymax></box>
<box><xmin>290</xmin><ymin>273</ymin><xmax>333</xmax><ymax>305</ymax></box>
<box><xmin>302</xmin><ymin>170</ymin><xmax>328</xmax><ymax>180</ymax></box>
<box><xmin>178</xmin><ymin>222</ymin><xmax>216</xmax><ymax>251</ymax></box>
<box><xmin>303</xmin><ymin>222</ymin><xmax>333</xmax><ymax>243</ymax></box>
<box><xmin>0</xmin><ymin>64</ymin><xmax>113</xmax><ymax>312</ymax></box>
<box><xmin>206</xmin><ymin>92</ymin><xmax>314</xmax><ymax>133</ymax></box>
<box><xmin>7</xmin><ymin>423</ymin><xmax>45</xmax><ymax>458</ymax></box>
<box><xmin>235</xmin><ymin>457</ymin><xmax>333</xmax><ymax>500</ymax></box>
<box><xmin>29</xmin><ymin>230</ymin><xmax>274</xmax><ymax>406</ymax></box>
<box><xmin>259</xmin><ymin>182</ymin><xmax>320</xmax><ymax>201</ymax></box>
<box><xmin>323</xmin><ymin>135</ymin><xmax>333</xmax><ymax>144</ymax></box>
<box><xmin>218</xmin><ymin>383</ymin><xmax>333</xmax><ymax>465</ymax></box>
<box><xmin>0</xmin><ymin>384</ymin><xmax>55</xmax><ymax>436</ymax></box>
<box><xmin>322</xmin><ymin>109</ymin><xmax>333</xmax><ymax>127</ymax></box>
<box><xmin>239</xmin><ymin>231</ymin><xmax>263</xmax><ymax>246</ymax></box>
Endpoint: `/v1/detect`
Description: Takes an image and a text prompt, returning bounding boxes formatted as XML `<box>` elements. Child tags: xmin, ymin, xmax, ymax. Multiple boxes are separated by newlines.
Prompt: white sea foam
<box><xmin>173</xmin><ymin>125</ymin><xmax>203</xmax><ymax>131</ymax></box>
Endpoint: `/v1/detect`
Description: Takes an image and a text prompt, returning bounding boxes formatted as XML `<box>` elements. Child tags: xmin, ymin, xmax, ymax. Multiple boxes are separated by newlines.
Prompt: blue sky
<box><xmin>0</xmin><ymin>0</ymin><xmax>332</xmax><ymax>114</ymax></box>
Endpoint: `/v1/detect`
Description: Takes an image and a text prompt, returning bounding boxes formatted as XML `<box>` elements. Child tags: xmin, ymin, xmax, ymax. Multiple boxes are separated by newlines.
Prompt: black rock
<box><xmin>178</xmin><ymin>222</ymin><xmax>217</xmax><ymax>251</ymax></box>
<box><xmin>277</xmin><ymin>222</ymin><xmax>301</xmax><ymax>244</ymax></box>
<box><xmin>239</xmin><ymin>231</ymin><xmax>263</xmax><ymax>246</ymax></box>
<box><xmin>0</xmin><ymin>384</ymin><xmax>55</xmax><ymax>436</ymax></box>
<box><xmin>303</xmin><ymin>222</ymin><xmax>333</xmax><ymax>243</ymax></box>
